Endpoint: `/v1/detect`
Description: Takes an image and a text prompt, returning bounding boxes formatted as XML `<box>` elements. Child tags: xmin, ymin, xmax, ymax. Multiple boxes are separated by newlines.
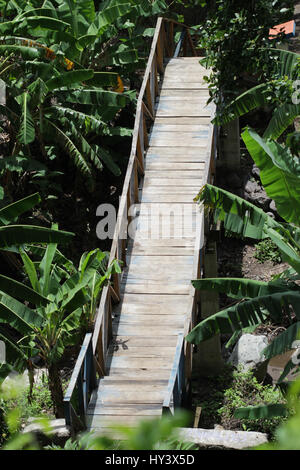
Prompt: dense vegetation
<box><xmin>0</xmin><ymin>0</ymin><xmax>299</xmax><ymax>451</ymax></box>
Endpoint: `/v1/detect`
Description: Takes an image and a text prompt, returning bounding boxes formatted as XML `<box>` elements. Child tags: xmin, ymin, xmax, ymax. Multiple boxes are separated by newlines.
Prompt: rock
<box><xmin>244</xmin><ymin>180</ymin><xmax>258</xmax><ymax>194</ymax></box>
<box><xmin>4</xmin><ymin>368</ymin><xmax>47</xmax><ymax>388</ymax></box>
<box><xmin>251</xmin><ymin>165</ymin><xmax>260</xmax><ymax>179</ymax></box>
<box><xmin>178</xmin><ymin>428</ymin><xmax>268</xmax><ymax>450</ymax></box>
<box><xmin>269</xmin><ymin>200</ymin><xmax>277</xmax><ymax>213</ymax></box>
<box><xmin>227</xmin><ymin>334</ymin><xmax>269</xmax><ymax>382</ymax></box>
<box><xmin>249</xmin><ymin>191</ymin><xmax>271</xmax><ymax>210</ymax></box>
<box><xmin>22</xmin><ymin>418</ymin><xmax>71</xmax><ymax>447</ymax></box>
<box><xmin>244</xmin><ymin>180</ymin><xmax>271</xmax><ymax>210</ymax></box>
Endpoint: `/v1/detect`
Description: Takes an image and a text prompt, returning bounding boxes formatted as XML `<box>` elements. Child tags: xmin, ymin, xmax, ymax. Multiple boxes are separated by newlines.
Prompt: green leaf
<box><xmin>44</xmin><ymin>119</ymin><xmax>95</xmax><ymax>191</ymax></box>
<box><xmin>263</xmin><ymin>103</ymin><xmax>300</xmax><ymax>140</ymax></box>
<box><xmin>196</xmin><ymin>184</ymin><xmax>278</xmax><ymax>239</ymax></box>
<box><xmin>242</xmin><ymin>128</ymin><xmax>300</xmax><ymax>225</ymax></box>
<box><xmin>85</xmin><ymin>72</ymin><xmax>119</xmax><ymax>87</ymax></box>
<box><xmin>0</xmin><ymin>292</ymin><xmax>43</xmax><ymax>335</ymax></box>
<box><xmin>61</xmin><ymin>88</ymin><xmax>129</xmax><ymax>108</ymax></box>
<box><xmin>0</xmin><ymin>193</ymin><xmax>41</xmax><ymax>226</ymax></box>
<box><xmin>234</xmin><ymin>404</ymin><xmax>288</xmax><ymax>420</ymax></box>
<box><xmin>45</xmin><ymin>69</ymin><xmax>94</xmax><ymax>92</ymax></box>
<box><xmin>0</xmin><ymin>225</ymin><xmax>73</xmax><ymax>249</ymax></box>
<box><xmin>263</xmin><ymin>322</ymin><xmax>300</xmax><ymax>360</ymax></box>
<box><xmin>39</xmin><ymin>240</ymin><xmax>58</xmax><ymax>296</ymax></box>
<box><xmin>186</xmin><ymin>291</ymin><xmax>300</xmax><ymax>344</ymax></box>
<box><xmin>17</xmin><ymin>92</ymin><xmax>35</xmax><ymax>145</ymax></box>
<box><xmin>96</xmin><ymin>3</ymin><xmax>132</xmax><ymax>30</ymax></box>
<box><xmin>217</xmin><ymin>83</ymin><xmax>271</xmax><ymax>125</ymax></box>
<box><xmin>0</xmin><ymin>274</ymin><xmax>48</xmax><ymax>306</ymax></box>
<box><xmin>19</xmin><ymin>248</ymin><xmax>40</xmax><ymax>293</ymax></box>
<box><xmin>192</xmin><ymin>278</ymin><xmax>293</xmax><ymax>299</ymax></box>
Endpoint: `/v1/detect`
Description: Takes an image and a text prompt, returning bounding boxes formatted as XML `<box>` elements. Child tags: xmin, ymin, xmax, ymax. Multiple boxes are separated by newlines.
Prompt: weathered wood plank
<box><xmin>145</xmin><ymin>162</ymin><xmax>205</xmax><ymax>170</ymax></box>
<box><xmin>139</xmin><ymin>194</ymin><xmax>199</xmax><ymax>203</ymax></box>
<box><xmin>127</xmin><ymin>245</ymin><xmax>195</xmax><ymax>256</ymax></box>
<box><xmin>113</xmin><ymin>313</ymin><xmax>185</xmax><ymax>326</ymax></box>
<box><xmin>111</xmin><ymin>336</ymin><xmax>178</xmax><ymax>348</ymax></box>
<box><xmin>156</xmin><ymin>100</ymin><xmax>213</xmax><ymax>117</ymax></box>
<box><xmin>143</xmin><ymin>177</ymin><xmax>203</xmax><ymax>186</ymax></box>
<box><xmin>159</xmin><ymin>89</ymin><xmax>209</xmax><ymax>98</ymax></box>
<box><xmin>107</xmin><ymin>346</ymin><xmax>176</xmax><ymax>357</ymax></box>
<box><xmin>87</xmin><ymin>403</ymin><xmax>163</xmax><ymax>416</ymax></box>
<box><xmin>141</xmin><ymin>184</ymin><xmax>200</xmax><ymax>193</ymax></box>
<box><xmin>121</xmin><ymin>283</ymin><xmax>190</xmax><ymax>295</ymax></box>
<box><xmin>149</xmin><ymin>133</ymin><xmax>208</xmax><ymax>147</ymax></box>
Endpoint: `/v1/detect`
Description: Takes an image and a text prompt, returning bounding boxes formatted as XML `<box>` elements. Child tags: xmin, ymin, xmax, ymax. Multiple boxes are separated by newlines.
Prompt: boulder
<box><xmin>269</xmin><ymin>200</ymin><xmax>277</xmax><ymax>213</ymax></box>
<box><xmin>178</xmin><ymin>427</ymin><xmax>268</xmax><ymax>450</ymax></box>
<box><xmin>251</xmin><ymin>165</ymin><xmax>260</xmax><ymax>179</ymax></box>
<box><xmin>227</xmin><ymin>334</ymin><xmax>269</xmax><ymax>381</ymax></box>
<box><xmin>22</xmin><ymin>418</ymin><xmax>71</xmax><ymax>447</ymax></box>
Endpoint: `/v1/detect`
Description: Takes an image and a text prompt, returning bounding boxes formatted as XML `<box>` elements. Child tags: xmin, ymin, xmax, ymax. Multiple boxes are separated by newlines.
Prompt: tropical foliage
<box><xmin>217</xmin><ymin>48</ymin><xmax>300</xmax><ymax>140</ymax></box>
<box><xmin>198</xmin><ymin>0</ymin><xmax>294</xmax><ymax>114</ymax></box>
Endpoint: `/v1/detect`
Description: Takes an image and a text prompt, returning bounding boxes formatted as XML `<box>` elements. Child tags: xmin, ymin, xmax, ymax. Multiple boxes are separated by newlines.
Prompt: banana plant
<box><xmin>0</xmin><ymin>240</ymin><xmax>120</xmax><ymax>418</ymax></box>
<box><xmin>0</xmin><ymin>191</ymin><xmax>73</xmax><ymax>390</ymax></box>
<box><xmin>186</xmin><ymin>184</ymin><xmax>300</xmax><ymax>385</ymax></box>
<box><xmin>217</xmin><ymin>48</ymin><xmax>300</xmax><ymax>139</ymax></box>
<box><xmin>241</xmin><ymin>127</ymin><xmax>300</xmax><ymax>225</ymax></box>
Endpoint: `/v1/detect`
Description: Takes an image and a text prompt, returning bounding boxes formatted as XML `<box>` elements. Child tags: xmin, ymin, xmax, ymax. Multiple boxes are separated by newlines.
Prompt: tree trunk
<box><xmin>47</xmin><ymin>363</ymin><xmax>65</xmax><ymax>419</ymax></box>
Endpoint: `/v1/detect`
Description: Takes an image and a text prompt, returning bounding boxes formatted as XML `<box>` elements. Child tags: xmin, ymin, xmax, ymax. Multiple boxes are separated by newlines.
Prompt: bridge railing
<box><xmin>64</xmin><ymin>16</ymin><xmax>198</xmax><ymax>430</ymax></box>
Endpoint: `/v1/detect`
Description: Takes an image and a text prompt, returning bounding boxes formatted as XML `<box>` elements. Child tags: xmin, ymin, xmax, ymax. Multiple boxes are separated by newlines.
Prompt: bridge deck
<box><xmin>86</xmin><ymin>57</ymin><xmax>213</xmax><ymax>436</ymax></box>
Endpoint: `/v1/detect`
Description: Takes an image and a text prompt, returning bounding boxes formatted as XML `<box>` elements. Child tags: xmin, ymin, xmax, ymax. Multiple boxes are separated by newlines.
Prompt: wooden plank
<box><xmin>122</xmin><ymin>273</ymin><xmax>192</xmax><ymax>285</ymax></box>
<box><xmin>150</xmin><ymin>123</ymin><xmax>209</xmax><ymax>132</ymax></box>
<box><xmin>113</xmin><ymin>313</ymin><xmax>185</xmax><ymax>326</ymax></box>
<box><xmin>143</xmin><ymin>177</ymin><xmax>203</xmax><ymax>186</ymax></box>
<box><xmin>147</xmin><ymin>145</ymin><xmax>208</xmax><ymax>155</ymax></box>
<box><xmin>149</xmin><ymin>134</ymin><xmax>208</xmax><ymax>147</ymax></box>
<box><xmin>139</xmin><ymin>194</ymin><xmax>199</xmax><ymax>203</ymax></box>
<box><xmin>107</xmin><ymin>355</ymin><xmax>175</xmax><ymax>368</ymax></box>
<box><xmin>107</xmin><ymin>367</ymin><xmax>172</xmax><ymax>379</ymax></box>
<box><xmin>145</xmin><ymin>162</ymin><xmax>205</xmax><ymax>170</ymax></box>
<box><xmin>133</xmin><ymin>228</ymin><xmax>197</xmax><ymax>238</ymax></box>
<box><xmin>154</xmin><ymin>117</ymin><xmax>211</xmax><ymax>125</ymax></box>
<box><xmin>87</xmin><ymin>415</ymin><xmax>160</xmax><ymax>428</ymax></box>
<box><xmin>113</xmin><ymin>303</ymin><xmax>189</xmax><ymax>316</ymax></box>
<box><xmin>127</xmin><ymin>255</ymin><xmax>193</xmax><ymax>267</ymax></box>
<box><xmin>161</xmin><ymin>82</ymin><xmax>208</xmax><ymax>90</ymax></box>
<box><xmin>111</xmin><ymin>335</ymin><xmax>177</xmax><ymax>346</ymax></box>
<box><xmin>144</xmin><ymin>170</ymin><xmax>204</xmax><ymax>179</ymax></box>
<box><xmin>129</xmin><ymin>238</ymin><xmax>195</xmax><ymax>247</ymax></box>
<box><xmin>107</xmin><ymin>346</ymin><xmax>176</xmax><ymax>357</ymax></box>
<box><xmin>112</xmin><ymin>324</ymin><xmax>182</xmax><ymax>337</ymax></box>
<box><xmin>159</xmin><ymin>89</ymin><xmax>209</xmax><ymax>98</ymax></box>
<box><xmin>156</xmin><ymin>101</ymin><xmax>213</xmax><ymax>117</ymax></box>
<box><xmin>127</xmin><ymin>245</ymin><xmax>195</xmax><ymax>255</ymax></box>
<box><xmin>121</xmin><ymin>283</ymin><xmax>190</xmax><ymax>295</ymax></box>
<box><xmin>87</xmin><ymin>403</ymin><xmax>163</xmax><ymax>416</ymax></box>
<box><xmin>140</xmin><ymin>184</ymin><xmax>200</xmax><ymax>193</ymax></box>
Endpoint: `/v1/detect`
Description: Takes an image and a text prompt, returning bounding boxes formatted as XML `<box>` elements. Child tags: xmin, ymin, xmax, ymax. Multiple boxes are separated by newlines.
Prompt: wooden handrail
<box><xmin>64</xmin><ymin>333</ymin><xmax>97</xmax><ymax>431</ymax></box>
<box><xmin>64</xmin><ymin>17</ymin><xmax>199</xmax><ymax>430</ymax></box>
<box><xmin>162</xmin><ymin>333</ymin><xmax>185</xmax><ymax>414</ymax></box>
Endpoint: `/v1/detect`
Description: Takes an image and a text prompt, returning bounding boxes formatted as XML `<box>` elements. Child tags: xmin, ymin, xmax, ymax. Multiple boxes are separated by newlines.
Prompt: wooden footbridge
<box><xmin>64</xmin><ymin>17</ymin><xmax>217</xmax><ymax>437</ymax></box>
